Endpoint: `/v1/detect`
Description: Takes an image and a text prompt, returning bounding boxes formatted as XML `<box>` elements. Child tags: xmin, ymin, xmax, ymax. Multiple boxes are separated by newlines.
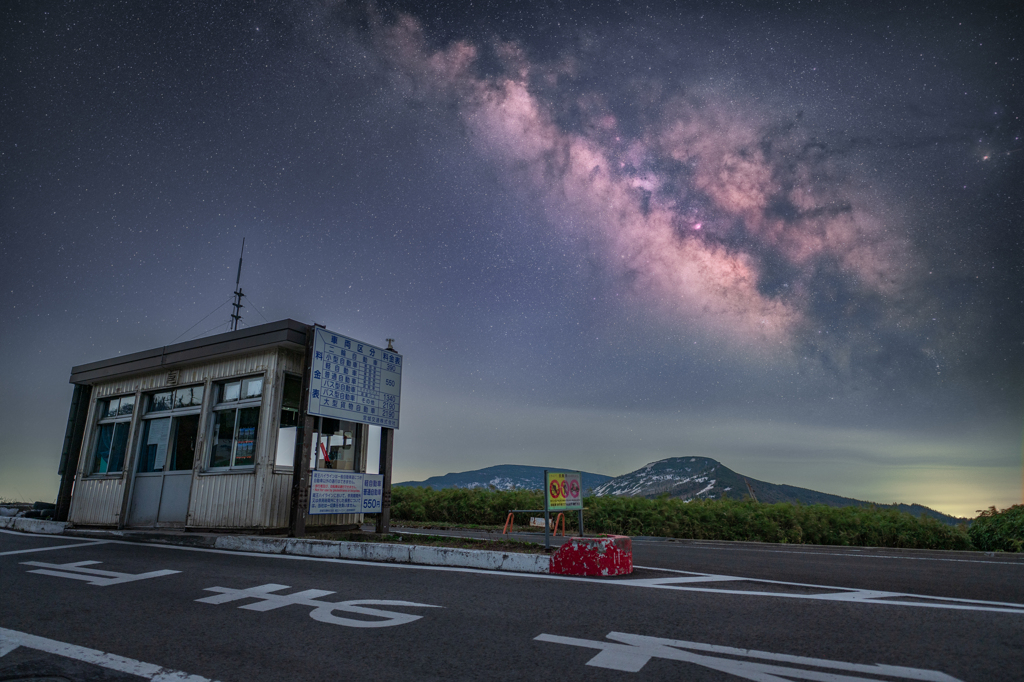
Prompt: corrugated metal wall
<box><xmin>263</xmin><ymin>473</ymin><xmax>293</xmax><ymax>527</ymax></box>
<box><xmin>68</xmin><ymin>477</ymin><xmax>125</xmax><ymax>526</ymax></box>
<box><xmin>94</xmin><ymin>350</ymin><xmax>280</xmax><ymax>396</ymax></box>
<box><xmin>188</xmin><ymin>472</ymin><xmax>258</xmax><ymax>528</ymax></box>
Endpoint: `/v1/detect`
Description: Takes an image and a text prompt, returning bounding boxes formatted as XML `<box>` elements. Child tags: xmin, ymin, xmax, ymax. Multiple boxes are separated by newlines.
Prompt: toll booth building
<box><xmin>59</xmin><ymin>320</ymin><xmax>369</xmax><ymax>531</ymax></box>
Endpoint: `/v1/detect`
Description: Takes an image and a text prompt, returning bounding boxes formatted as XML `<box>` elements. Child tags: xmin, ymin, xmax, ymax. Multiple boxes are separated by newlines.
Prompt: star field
<box><xmin>1</xmin><ymin>0</ymin><xmax>1021</xmax><ymax>515</ymax></box>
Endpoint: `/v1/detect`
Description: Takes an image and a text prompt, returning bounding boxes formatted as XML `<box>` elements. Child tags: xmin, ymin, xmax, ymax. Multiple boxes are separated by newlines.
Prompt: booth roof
<box><xmin>68</xmin><ymin>319</ymin><xmax>308</xmax><ymax>385</ymax></box>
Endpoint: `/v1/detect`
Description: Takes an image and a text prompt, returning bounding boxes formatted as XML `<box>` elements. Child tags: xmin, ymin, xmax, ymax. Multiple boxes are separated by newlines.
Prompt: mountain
<box><xmin>394</xmin><ymin>465</ymin><xmax>613</xmax><ymax>494</ymax></box>
<box><xmin>593</xmin><ymin>456</ymin><xmax>967</xmax><ymax>525</ymax></box>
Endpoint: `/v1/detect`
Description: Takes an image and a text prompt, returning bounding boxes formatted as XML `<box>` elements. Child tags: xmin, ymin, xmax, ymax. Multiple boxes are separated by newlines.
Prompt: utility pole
<box><xmin>230</xmin><ymin>238</ymin><xmax>245</xmax><ymax>331</ymax></box>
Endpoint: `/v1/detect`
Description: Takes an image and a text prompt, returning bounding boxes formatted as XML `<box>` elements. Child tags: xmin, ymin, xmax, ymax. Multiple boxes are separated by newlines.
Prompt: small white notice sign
<box><xmin>308</xmin><ymin>471</ymin><xmax>364</xmax><ymax>515</ymax></box>
<box><xmin>308</xmin><ymin>471</ymin><xmax>385</xmax><ymax>515</ymax></box>
<box><xmin>308</xmin><ymin>328</ymin><xmax>402</xmax><ymax>429</ymax></box>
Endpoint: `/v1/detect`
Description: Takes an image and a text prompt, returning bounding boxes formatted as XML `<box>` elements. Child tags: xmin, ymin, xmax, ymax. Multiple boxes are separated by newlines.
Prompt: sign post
<box><xmin>376</xmin><ymin>427</ymin><xmax>394</xmax><ymax>534</ymax></box>
<box><xmin>288</xmin><ymin>327</ymin><xmax>316</xmax><ymax>538</ymax></box>
<box><xmin>544</xmin><ymin>470</ymin><xmax>583</xmax><ymax>551</ymax></box>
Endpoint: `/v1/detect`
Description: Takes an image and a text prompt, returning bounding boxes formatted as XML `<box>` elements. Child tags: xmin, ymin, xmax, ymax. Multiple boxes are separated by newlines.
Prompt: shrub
<box><xmin>390</xmin><ymin>487</ymin><xmax>974</xmax><ymax>550</ymax></box>
<box><xmin>968</xmin><ymin>505</ymin><xmax>1024</xmax><ymax>552</ymax></box>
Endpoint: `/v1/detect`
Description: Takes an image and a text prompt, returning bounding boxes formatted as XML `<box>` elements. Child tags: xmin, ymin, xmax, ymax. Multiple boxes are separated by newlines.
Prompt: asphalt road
<box><xmin>2</xmin><ymin>528</ymin><xmax>1022</xmax><ymax>681</ymax></box>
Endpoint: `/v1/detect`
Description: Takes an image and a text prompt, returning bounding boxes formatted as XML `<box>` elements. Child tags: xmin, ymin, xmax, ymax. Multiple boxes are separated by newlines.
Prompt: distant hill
<box><xmin>593</xmin><ymin>456</ymin><xmax>968</xmax><ymax>525</ymax></box>
<box><xmin>397</xmin><ymin>457</ymin><xmax>967</xmax><ymax>525</ymax></box>
<box><xmin>394</xmin><ymin>465</ymin><xmax>612</xmax><ymax>494</ymax></box>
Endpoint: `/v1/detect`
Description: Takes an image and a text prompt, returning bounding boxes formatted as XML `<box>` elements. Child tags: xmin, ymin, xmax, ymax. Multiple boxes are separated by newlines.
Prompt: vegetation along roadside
<box><xmin>391</xmin><ymin>487</ymin><xmax>1023</xmax><ymax>552</ymax></box>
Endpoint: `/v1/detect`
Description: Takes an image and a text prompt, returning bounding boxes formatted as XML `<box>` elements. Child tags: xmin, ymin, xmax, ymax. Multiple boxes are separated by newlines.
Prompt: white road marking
<box><xmin>535</xmin><ymin>631</ymin><xmax>964</xmax><ymax>680</ymax></box>
<box><xmin>634</xmin><ymin>540</ymin><xmax>1023</xmax><ymax>566</ymax></box>
<box><xmin>17</xmin><ymin>537</ymin><xmax>1022</xmax><ymax>615</ymax></box>
<box><xmin>629</xmin><ymin>566</ymin><xmax>1024</xmax><ymax>614</ymax></box>
<box><xmin>0</xmin><ymin>540</ymin><xmax>110</xmax><ymax>556</ymax></box>
<box><xmin>196</xmin><ymin>583</ymin><xmax>441</xmax><ymax>627</ymax></box>
<box><xmin>0</xmin><ymin>626</ymin><xmax>218</xmax><ymax>681</ymax></box>
<box><xmin>20</xmin><ymin>560</ymin><xmax>180</xmax><ymax>586</ymax></box>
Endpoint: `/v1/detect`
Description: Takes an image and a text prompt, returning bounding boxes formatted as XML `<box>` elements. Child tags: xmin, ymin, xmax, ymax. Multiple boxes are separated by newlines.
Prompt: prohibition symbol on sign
<box><xmin>545</xmin><ymin>471</ymin><xmax>583</xmax><ymax>510</ymax></box>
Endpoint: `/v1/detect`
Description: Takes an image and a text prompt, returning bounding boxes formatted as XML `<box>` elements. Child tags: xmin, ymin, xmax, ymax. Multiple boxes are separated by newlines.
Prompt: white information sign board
<box><xmin>308</xmin><ymin>471</ymin><xmax>385</xmax><ymax>516</ymax></box>
<box><xmin>308</xmin><ymin>471</ymin><xmax>364</xmax><ymax>515</ymax></box>
<box><xmin>307</xmin><ymin>328</ymin><xmax>402</xmax><ymax>429</ymax></box>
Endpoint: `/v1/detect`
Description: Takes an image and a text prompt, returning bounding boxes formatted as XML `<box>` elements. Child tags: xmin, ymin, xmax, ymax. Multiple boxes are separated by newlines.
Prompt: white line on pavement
<box><xmin>638</xmin><ymin>540</ymin><xmax>1024</xmax><ymax>566</ymax></box>
<box><xmin>0</xmin><ymin>626</ymin><xmax>218</xmax><ymax>681</ymax></box>
<box><xmin>0</xmin><ymin>540</ymin><xmax>110</xmax><ymax>556</ymax></box>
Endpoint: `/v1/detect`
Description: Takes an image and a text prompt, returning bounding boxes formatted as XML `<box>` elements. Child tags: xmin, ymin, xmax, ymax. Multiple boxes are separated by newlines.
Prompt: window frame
<box><xmin>136</xmin><ymin>384</ymin><xmax>205</xmax><ymax>475</ymax></box>
<box><xmin>206</xmin><ymin>375</ymin><xmax>265</xmax><ymax>472</ymax></box>
<box><xmin>87</xmin><ymin>393</ymin><xmax>137</xmax><ymax>477</ymax></box>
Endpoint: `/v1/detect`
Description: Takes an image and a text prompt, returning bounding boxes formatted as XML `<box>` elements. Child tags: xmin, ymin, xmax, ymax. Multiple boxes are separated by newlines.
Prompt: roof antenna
<box><xmin>230</xmin><ymin>238</ymin><xmax>245</xmax><ymax>331</ymax></box>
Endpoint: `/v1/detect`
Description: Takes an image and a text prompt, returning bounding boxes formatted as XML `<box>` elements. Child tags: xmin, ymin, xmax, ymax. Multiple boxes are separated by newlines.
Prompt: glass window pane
<box><xmin>282</xmin><ymin>374</ymin><xmax>301</xmax><ymax>411</ymax></box>
<box><xmin>108</xmin><ymin>422</ymin><xmax>130</xmax><ymax>472</ymax></box>
<box><xmin>100</xmin><ymin>398</ymin><xmax>119</xmax><ymax>420</ymax></box>
<box><xmin>233</xmin><ymin>407</ymin><xmax>260</xmax><ymax>466</ymax></box>
<box><xmin>275</xmin><ymin>426</ymin><xmax>296</xmax><ymax>467</ymax></box>
<box><xmin>243</xmin><ymin>377</ymin><xmax>263</xmax><ymax>400</ymax></box>
<box><xmin>139</xmin><ymin>418</ymin><xmax>170</xmax><ymax>473</ymax></box>
<box><xmin>92</xmin><ymin>424</ymin><xmax>114</xmax><ymax>474</ymax></box>
<box><xmin>118</xmin><ymin>395</ymin><xmax>135</xmax><ymax>416</ymax></box>
<box><xmin>210</xmin><ymin>410</ymin><xmax>236</xmax><ymax>467</ymax></box>
<box><xmin>171</xmin><ymin>414</ymin><xmax>200</xmax><ymax>471</ymax></box>
<box><xmin>221</xmin><ymin>382</ymin><xmax>240</xmax><ymax>403</ymax></box>
<box><xmin>150</xmin><ymin>391</ymin><xmax>173</xmax><ymax>412</ymax></box>
<box><xmin>327</xmin><ymin>432</ymin><xmax>355</xmax><ymax>471</ymax></box>
<box><xmin>174</xmin><ymin>385</ymin><xmax>204</xmax><ymax>408</ymax></box>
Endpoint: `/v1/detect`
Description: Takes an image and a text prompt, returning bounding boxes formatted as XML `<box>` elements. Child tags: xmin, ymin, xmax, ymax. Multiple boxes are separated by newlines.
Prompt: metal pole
<box><xmin>316</xmin><ymin>418</ymin><xmax>322</xmax><ymax>469</ymax></box>
<box><xmin>376</xmin><ymin>427</ymin><xmax>394</xmax><ymax>534</ymax></box>
<box><xmin>288</xmin><ymin>326</ymin><xmax>315</xmax><ymax>538</ymax></box>
<box><xmin>230</xmin><ymin>238</ymin><xmax>245</xmax><ymax>331</ymax></box>
<box><xmin>55</xmin><ymin>384</ymin><xmax>92</xmax><ymax>522</ymax></box>
<box><xmin>544</xmin><ymin>470</ymin><xmax>550</xmax><ymax>551</ymax></box>
<box><xmin>578</xmin><ymin>470</ymin><xmax>584</xmax><ymax>537</ymax></box>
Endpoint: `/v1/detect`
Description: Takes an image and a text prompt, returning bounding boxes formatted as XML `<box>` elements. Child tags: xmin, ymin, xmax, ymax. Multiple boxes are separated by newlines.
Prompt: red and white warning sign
<box><xmin>545</xmin><ymin>471</ymin><xmax>583</xmax><ymax>510</ymax></box>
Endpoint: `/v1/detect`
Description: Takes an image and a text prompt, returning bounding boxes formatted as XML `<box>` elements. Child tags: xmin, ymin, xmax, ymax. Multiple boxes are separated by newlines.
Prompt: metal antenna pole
<box><xmin>230</xmin><ymin>238</ymin><xmax>245</xmax><ymax>331</ymax></box>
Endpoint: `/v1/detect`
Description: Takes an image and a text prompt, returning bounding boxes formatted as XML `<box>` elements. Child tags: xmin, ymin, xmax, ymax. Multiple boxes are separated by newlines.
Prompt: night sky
<box><xmin>2</xmin><ymin>1</ymin><xmax>1022</xmax><ymax>517</ymax></box>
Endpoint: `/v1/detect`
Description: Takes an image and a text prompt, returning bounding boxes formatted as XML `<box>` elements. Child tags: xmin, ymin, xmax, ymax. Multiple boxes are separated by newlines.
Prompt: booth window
<box><xmin>137</xmin><ymin>386</ymin><xmax>204</xmax><ymax>473</ymax></box>
<box><xmin>209</xmin><ymin>376</ymin><xmax>263</xmax><ymax>469</ymax></box>
<box><xmin>274</xmin><ymin>374</ymin><xmax>302</xmax><ymax>467</ymax></box>
<box><xmin>89</xmin><ymin>395</ymin><xmax>136</xmax><ymax>474</ymax></box>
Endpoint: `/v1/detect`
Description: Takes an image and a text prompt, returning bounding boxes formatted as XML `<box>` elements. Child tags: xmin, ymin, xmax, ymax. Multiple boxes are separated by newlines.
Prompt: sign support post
<box><xmin>376</xmin><ymin>427</ymin><xmax>394</xmax><ymax>534</ymax></box>
<box><xmin>543</xmin><ymin>469</ymin><xmax>551</xmax><ymax>551</ymax></box>
<box><xmin>288</xmin><ymin>326</ymin><xmax>316</xmax><ymax>538</ymax></box>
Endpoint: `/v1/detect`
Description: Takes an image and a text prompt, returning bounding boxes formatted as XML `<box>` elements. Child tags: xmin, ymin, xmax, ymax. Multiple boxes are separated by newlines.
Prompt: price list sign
<box><xmin>307</xmin><ymin>328</ymin><xmax>402</xmax><ymax>429</ymax></box>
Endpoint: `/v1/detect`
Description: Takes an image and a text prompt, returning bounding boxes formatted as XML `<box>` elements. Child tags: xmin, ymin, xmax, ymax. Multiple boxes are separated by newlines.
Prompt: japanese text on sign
<box><xmin>308</xmin><ymin>471</ymin><xmax>384</xmax><ymax>515</ymax></box>
<box><xmin>545</xmin><ymin>471</ymin><xmax>582</xmax><ymax>510</ymax></box>
<box><xmin>308</xmin><ymin>328</ymin><xmax>402</xmax><ymax>429</ymax></box>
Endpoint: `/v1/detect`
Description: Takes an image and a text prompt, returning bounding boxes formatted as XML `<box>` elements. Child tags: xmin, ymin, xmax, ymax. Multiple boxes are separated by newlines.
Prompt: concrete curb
<box><xmin>0</xmin><ymin>517</ymin><xmax>67</xmax><ymax>535</ymax></box>
<box><xmin>214</xmin><ymin>535</ymin><xmax>552</xmax><ymax>573</ymax></box>
<box><xmin>4</xmin><ymin>520</ymin><xmax>633</xmax><ymax>575</ymax></box>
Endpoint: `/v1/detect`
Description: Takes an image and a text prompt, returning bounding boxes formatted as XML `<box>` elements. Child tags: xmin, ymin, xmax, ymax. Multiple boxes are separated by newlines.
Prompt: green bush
<box><xmin>968</xmin><ymin>505</ymin><xmax>1024</xmax><ymax>552</ymax></box>
<box><xmin>390</xmin><ymin>487</ymin><xmax>974</xmax><ymax>550</ymax></box>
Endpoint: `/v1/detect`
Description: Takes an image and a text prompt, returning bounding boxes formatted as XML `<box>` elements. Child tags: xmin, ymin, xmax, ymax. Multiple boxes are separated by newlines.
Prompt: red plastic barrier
<box><xmin>549</xmin><ymin>535</ymin><xmax>632</xmax><ymax>576</ymax></box>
